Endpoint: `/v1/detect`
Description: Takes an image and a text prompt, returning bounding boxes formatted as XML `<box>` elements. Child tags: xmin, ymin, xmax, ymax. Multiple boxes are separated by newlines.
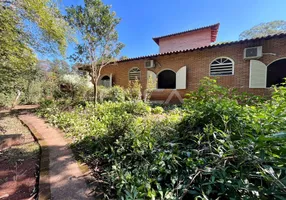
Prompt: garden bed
<box><xmin>37</xmin><ymin>78</ymin><xmax>286</xmax><ymax>199</ymax></box>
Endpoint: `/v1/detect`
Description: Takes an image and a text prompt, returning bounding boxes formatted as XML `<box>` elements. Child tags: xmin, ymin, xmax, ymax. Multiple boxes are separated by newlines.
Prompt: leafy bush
<box><xmin>38</xmin><ymin>78</ymin><xmax>286</xmax><ymax>199</ymax></box>
<box><xmin>39</xmin><ymin>99</ymin><xmax>54</xmax><ymax>108</ymax></box>
<box><xmin>98</xmin><ymin>85</ymin><xmax>126</xmax><ymax>102</ymax></box>
<box><xmin>59</xmin><ymin>73</ymin><xmax>93</xmax><ymax>102</ymax></box>
<box><xmin>152</xmin><ymin>106</ymin><xmax>164</xmax><ymax>114</ymax></box>
<box><xmin>22</xmin><ymin>81</ymin><xmax>43</xmax><ymax>104</ymax></box>
<box><xmin>109</xmin><ymin>86</ymin><xmax>126</xmax><ymax>102</ymax></box>
<box><xmin>97</xmin><ymin>86</ymin><xmax>111</xmax><ymax>102</ymax></box>
<box><xmin>97</xmin><ymin>83</ymin><xmax>143</xmax><ymax>103</ymax></box>
<box><xmin>125</xmin><ymin>79</ymin><xmax>142</xmax><ymax>101</ymax></box>
<box><xmin>0</xmin><ymin>80</ymin><xmax>44</xmax><ymax>107</ymax></box>
<box><xmin>0</xmin><ymin>92</ymin><xmax>15</xmax><ymax>108</ymax></box>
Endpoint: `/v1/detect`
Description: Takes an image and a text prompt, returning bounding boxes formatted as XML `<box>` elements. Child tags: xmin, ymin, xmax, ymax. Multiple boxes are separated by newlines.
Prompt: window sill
<box><xmin>154</xmin><ymin>88</ymin><xmax>177</xmax><ymax>91</ymax></box>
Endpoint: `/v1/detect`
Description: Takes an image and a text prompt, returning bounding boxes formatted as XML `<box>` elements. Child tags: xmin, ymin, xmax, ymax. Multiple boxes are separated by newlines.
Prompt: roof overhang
<box><xmin>121</xmin><ymin>32</ymin><xmax>286</xmax><ymax>63</ymax></box>
<box><xmin>79</xmin><ymin>32</ymin><xmax>286</xmax><ymax>70</ymax></box>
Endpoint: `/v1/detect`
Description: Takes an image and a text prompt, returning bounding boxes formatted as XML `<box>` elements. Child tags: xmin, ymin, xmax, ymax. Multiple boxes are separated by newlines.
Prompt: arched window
<box><xmin>100</xmin><ymin>75</ymin><xmax>111</xmax><ymax>87</ymax></box>
<box><xmin>129</xmin><ymin>67</ymin><xmax>141</xmax><ymax>81</ymax></box>
<box><xmin>158</xmin><ymin>70</ymin><xmax>176</xmax><ymax>89</ymax></box>
<box><xmin>210</xmin><ymin>57</ymin><xmax>234</xmax><ymax>76</ymax></box>
<box><xmin>267</xmin><ymin>58</ymin><xmax>286</xmax><ymax>87</ymax></box>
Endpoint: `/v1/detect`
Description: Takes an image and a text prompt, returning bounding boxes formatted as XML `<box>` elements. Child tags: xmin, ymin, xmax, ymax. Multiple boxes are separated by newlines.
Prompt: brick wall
<box><xmin>100</xmin><ymin>36</ymin><xmax>286</xmax><ymax>103</ymax></box>
<box><xmin>158</xmin><ymin>28</ymin><xmax>212</xmax><ymax>53</ymax></box>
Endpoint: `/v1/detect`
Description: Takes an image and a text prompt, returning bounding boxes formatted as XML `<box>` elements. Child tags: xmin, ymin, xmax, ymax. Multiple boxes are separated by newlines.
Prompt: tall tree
<box><xmin>0</xmin><ymin>0</ymin><xmax>73</xmax><ymax>56</ymax></box>
<box><xmin>239</xmin><ymin>20</ymin><xmax>286</xmax><ymax>40</ymax></box>
<box><xmin>0</xmin><ymin>0</ymin><xmax>73</xmax><ymax>105</ymax></box>
<box><xmin>66</xmin><ymin>0</ymin><xmax>124</xmax><ymax>103</ymax></box>
<box><xmin>0</xmin><ymin>6</ymin><xmax>36</xmax><ymax>92</ymax></box>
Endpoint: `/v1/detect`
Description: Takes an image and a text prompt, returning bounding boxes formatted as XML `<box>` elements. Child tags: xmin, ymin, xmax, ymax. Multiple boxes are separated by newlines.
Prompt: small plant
<box><xmin>0</xmin><ymin>93</ymin><xmax>16</xmax><ymax>108</ymax></box>
<box><xmin>109</xmin><ymin>86</ymin><xmax>126</xmax><ymax>102</ymax></box>
<box><xmin>152</xmin><ymin>106</ymin><xmax>164</xmax><ymax>114</ymax></box>
<box><xmin>125</xmin><ymin>79</ymin><xmax>142</xmax><ymax>101</ymax></box>
<box><xmin>144</xmin><ymin>75</ymin><xmax>157</xmax><ymax>103</ymax></box>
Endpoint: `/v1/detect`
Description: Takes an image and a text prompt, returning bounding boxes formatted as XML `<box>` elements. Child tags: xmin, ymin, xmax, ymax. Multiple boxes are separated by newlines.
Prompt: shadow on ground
<box><xmin>0</xmin><ymin>105</ymin><xmax>39</xmax><ymax>119</ymax></box>
<box><xmin>0</xmin><ymin>106</ymin><xmax>40</xmax><ymax>200</ymax></box>
<box><xmin>0</xmin><ymin>137</ymin><xmax>39</xmax><ymax>199</ymax></box>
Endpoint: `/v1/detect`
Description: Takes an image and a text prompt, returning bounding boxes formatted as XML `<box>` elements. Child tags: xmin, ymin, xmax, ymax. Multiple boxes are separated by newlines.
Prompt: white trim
<box><xmin>209</xmin><ymin>57</ymin><xmax>235</xmax><ymax>76</ymax></box>
<box><xmin>267</xmin><ymin>57</ymin><xmax>286</xmax><ymax>67</ymax></box>
<box><xmin>100</xmin><ymin>74</ymin><xmax>110</xmax><ymax>80</ymax></box>
<box><xmin>157</xmin><ymin>68</ymin><xmax>176</xmax><ymax>75</ymax></box>
<box><xmin>128</xmin><ymin>67</ymin><xmax>141</xmax><ymax>73</ymax></box>
<box><xmin>153</xmin><ymin>89</ymin><xmax>177</xmax><ymax>91</ymax></box>
<box><xmin>128</xmin><ymin>67</ymin><xmax>141</xmax><ymax>81</ymax></box>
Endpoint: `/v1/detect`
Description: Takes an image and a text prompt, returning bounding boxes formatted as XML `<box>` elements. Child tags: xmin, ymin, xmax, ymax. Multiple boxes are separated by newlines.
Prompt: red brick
<box><xmin>100</xmin><ymin>36</ymin><xmax>286</xmax><ymax>103</ymax></box>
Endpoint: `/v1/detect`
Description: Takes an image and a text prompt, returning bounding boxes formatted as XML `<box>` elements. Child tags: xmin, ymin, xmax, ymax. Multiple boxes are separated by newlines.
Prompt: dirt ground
<box><xmin>0</xmin><ymin>114</ymin><xmax>39</xmax><ymax>200</ymax></box>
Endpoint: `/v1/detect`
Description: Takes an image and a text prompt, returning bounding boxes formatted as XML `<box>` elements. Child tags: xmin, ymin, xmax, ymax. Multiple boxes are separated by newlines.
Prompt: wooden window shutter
<box><xmin>110</xmin><ymin>74</ymin><xmax>113</xmax><ymax>87</ymax></box>
<box><xmin>147</xmin><ymin>70</ymin><xmax>157</xmax><ymax>89</ymax></box>
<box><xmin>249</xmin><ymin>60</ymin><xmax>267</xmax><ymax>88</ymax></box>
<box><xmin>176</xmin><ymin>66</ymin><xmax>187</xmax><ymax>89</ymax></box>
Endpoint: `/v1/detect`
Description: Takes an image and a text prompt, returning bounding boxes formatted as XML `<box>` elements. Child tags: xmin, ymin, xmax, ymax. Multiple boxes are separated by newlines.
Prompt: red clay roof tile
<box><xmin>118</xmin><ymin>32</ymin><xmax>286</xmax><ymax>63</ymax></box>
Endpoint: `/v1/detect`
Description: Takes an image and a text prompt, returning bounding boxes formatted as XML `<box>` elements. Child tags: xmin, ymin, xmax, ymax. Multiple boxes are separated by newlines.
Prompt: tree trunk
<box><xmin>91</xmin><ymin>64</ymin><xmax>98</xmax><ymax>106</ymax></box>
<box><xmin>93</xmin><ymin>81</ymin><xmax>97</xmax><ymax>105</ymax></box>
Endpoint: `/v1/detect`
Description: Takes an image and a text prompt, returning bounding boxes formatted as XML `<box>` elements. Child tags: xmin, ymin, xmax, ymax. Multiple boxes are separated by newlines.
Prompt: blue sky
<box><xmin>59</xmin><ymin>0</ymin><xmax>286</xmax><ymax>62</ymax></box>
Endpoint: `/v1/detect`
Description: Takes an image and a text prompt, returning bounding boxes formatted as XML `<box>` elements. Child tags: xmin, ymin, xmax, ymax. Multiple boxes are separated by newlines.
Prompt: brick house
<box><xmin>94</xmin><ymin>23</ymin><xmax>286</xmax><ymax>103</ymax></box>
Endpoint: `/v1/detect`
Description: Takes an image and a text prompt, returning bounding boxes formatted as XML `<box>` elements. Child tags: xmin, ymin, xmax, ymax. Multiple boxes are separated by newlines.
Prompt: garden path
<box><xmin>19</xmin><ymin>114</ymin><xmax>93</xmax><ymax>200</ymax></box>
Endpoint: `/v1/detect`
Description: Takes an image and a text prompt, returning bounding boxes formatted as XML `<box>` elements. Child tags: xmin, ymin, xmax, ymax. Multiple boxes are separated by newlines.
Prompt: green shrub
<box><xmin>22</xmin><ymin>81</ymin><xmax>43</xmax><ymax>104</ymax></box>
<box><xmin>38</xmin><ymin>78</ymin><xmax>286</xmax><ymax>200</ymax></box>
<box><xmin>122</xmin><ymin>101</ymin><xmax>151</xmax><ymax>115</ymax></box>
<box><xmin>39</xmin><ymin>99</ymin><xmax>54</xmax><ymax>108</ymax></box>
<box><xmin>109</xmin><ymin>86</ymin><xmax>126</xmax><ymax>102</ymax></box>
<box><xmin>97</xmin><ymin>86</ymin><xmax>111</xmax><ymax>102</ymax></box>
<box><xmin>125</xmin><ymin>79</ymin><xmax>142</xmax><ymax>101</ymax></box>
<box><xmin>152</xmin><ymin>106</ymin><xmax>164</xmax><ymax>114</ymax></box>
<box><xmin>97</xmin><ymin>85</ymin><xmax>126</xmax><ymax>102</ymax></box>
<box><xmin>0</xmin><ymin>92</ymin><xmax>15</xmax><ymax>108</ymax></box>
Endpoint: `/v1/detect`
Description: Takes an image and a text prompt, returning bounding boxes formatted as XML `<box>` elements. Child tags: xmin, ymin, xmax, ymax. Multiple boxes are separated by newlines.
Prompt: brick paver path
<box><xmin>19</xmin><ymin>114</ymin><xmax>93</xmax><ymax>200</ymax></box>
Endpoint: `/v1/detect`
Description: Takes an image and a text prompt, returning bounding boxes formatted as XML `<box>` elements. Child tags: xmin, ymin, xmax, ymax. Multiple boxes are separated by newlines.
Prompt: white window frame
<box><xmin>209</xmin><ymin>57</ymin><xmax>235</xmax><ymax>76</ymax></box>
<box><xmin>128</xmin><ymin>67</ymin><xmax>141</xmax><ymax>81</ymax></box>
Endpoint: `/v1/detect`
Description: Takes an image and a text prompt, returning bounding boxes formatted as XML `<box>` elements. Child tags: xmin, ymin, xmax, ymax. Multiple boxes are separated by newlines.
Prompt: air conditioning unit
<box><xmin>244</xmin><ymin>46</ymin><xmax>263</xmax><ymax>59</ymax></box>
<box><xmin>145</xmin><ymin>60</ymin><xmax>155</xmax><ymax>68</ymax></box>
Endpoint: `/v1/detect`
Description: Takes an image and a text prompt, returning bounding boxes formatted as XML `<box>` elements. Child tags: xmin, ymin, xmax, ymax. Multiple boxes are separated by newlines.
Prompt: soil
<box><xmin>0</xmin><ymin>114</ymin><xmax>39</xmax><ymax>200</ymax></box>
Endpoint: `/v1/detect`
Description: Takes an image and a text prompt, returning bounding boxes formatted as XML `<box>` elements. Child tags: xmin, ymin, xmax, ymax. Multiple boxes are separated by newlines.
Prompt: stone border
<box><xmin>18</xmin><ymin>116</ymin><xmax>51</xmax><ymax>200</ymax></box>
